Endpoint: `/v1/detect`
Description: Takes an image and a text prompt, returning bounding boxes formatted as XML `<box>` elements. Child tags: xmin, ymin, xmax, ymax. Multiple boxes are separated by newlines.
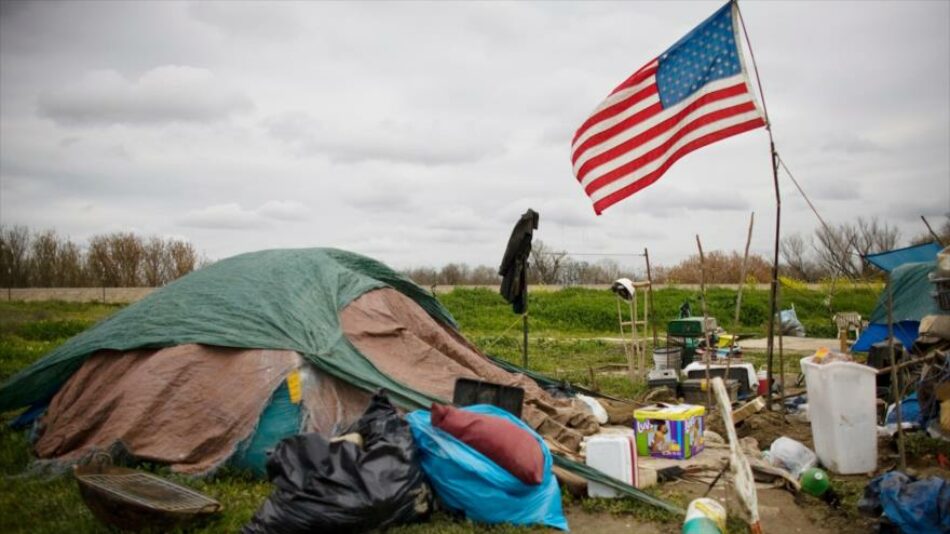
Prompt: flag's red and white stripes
<box><xmin>572</xmin><ymin>61</ymin><xmax>765</xmax><ymax>214</ymax></box>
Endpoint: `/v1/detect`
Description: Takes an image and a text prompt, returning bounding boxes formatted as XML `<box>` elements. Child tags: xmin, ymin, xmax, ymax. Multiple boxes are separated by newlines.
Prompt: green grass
<box><xmin>442</xmin><ymin>285</ymin><xmax>880</xmax><ymax>339</ymax></box>
<box><xmin>0</xmin><ymin>286</ymin><xmax>880</xmax><ymax>532</ymax></box>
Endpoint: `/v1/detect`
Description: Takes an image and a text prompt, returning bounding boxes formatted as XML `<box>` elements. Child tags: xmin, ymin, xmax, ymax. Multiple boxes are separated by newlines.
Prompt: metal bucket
<box><xmin>653</xmin><ymin>347</ymin><xmax>682</xmax><ymax>370</ymax></box>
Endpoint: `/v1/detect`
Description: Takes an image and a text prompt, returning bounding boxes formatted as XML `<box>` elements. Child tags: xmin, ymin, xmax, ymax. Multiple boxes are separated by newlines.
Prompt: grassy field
<box><xmin>0</xmin><ymin>285</ymin><xmax>880</xmax><ymax>533</ymax></box>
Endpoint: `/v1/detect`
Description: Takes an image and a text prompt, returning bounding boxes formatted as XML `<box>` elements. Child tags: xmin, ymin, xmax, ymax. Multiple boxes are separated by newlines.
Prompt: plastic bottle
<box><xmin>682</xmin><ymin>498</ymin><xmax>726</xmax><ymax>534</ymax></box>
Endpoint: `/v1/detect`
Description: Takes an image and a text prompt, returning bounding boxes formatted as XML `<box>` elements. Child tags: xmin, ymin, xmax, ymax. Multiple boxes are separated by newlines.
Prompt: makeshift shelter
<box><xmin>853</xmin><ymin>261</ymin><xmax>942</xmax><ymax>352</ymax></box>
<box><xmin>865</xmin><ymin>242</ymin><xmax>942</xmax><ymax>273</ymax></box>
<box><xmin>0</xmin><ymin>248</ymin><xmax>597</xmax><ymax>476</ymax></box>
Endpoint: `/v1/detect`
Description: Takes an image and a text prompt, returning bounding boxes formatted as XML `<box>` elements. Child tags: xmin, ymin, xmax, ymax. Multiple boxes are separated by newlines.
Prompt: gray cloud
<box><xmin>38</xmin><ymin>66</ymin><xmax>252</xmax><ymax>126</ymax></box>
<box><xmin>179</xmin><ymin>201</ymin><xmax>309</xmax><ymax>229</ymax></box>
<box><xmin>263</xmin><ymin>112</ymin><xmax>505</xmax><ymax>166</ymax></box>
<box><xmin>1</xmin><ymin>1</ymin><xmax>947</xmax><ymax>270</ymax></box>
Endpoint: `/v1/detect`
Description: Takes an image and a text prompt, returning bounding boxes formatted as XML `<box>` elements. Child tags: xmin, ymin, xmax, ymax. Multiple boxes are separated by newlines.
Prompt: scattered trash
<box><xmin>858</xmin><ymin>471</ymin><xmax>950</xmax><ymax>534</ymax></box>
<box><xmin>767</xmin><ymin>437</ymin><xmax>817</xmax><ymax>478</ymax></box>
<box><xmin>682</xmin><ymin>378</ymin><xmax>739</xmax><ymax>405</ymax></box>
<box><xmin>811</xmin><ymin>347</ymin><xmax>854</xmax><ymax>364</ymax></box>
<box><xmin>75</xmin><ymin>453</ymin><xmax>222</xmax><ymax>532</ymax></box>
<box><xmin>586</xmin><ymin>434</ymin><xmax>640</xmax><ymax>497</ymax></box>
<box><xmin>799</xmin><ymin>467</ymin><xmax>829</xmax><ymax>497</ymax></box>
<box><xmin>407</xmin><ymin>404</ymin><xmax>567</xmax><ymax>530</ymax></box>
<box><xmin>801</xmin><ymin>354</ymin><xmax>878</xmax><ymax>474</ymax></box>
<box><xmin>647</xmin><ymin>368</ymin><xmax>680</xmax><ymax>390</ymax></box>
<box><xmin>683</xmin><ymin>497</ymin><xmax>726</xmax><ymax>534</ymax></box>
<box><xmin>634</xmin><ymin>404</ymin><xmax>705</xmax><ymax>460</ymax></box>
<box><xmin>884</xmin><ymin>392</ymin><xmax>923</xmax><ymax>435</ymax></box>
<box><xmin>779</xmin><ymin>306</ymin><xmax>806</xmax><ymax>337</ymax></box>
<box><xmin>732</xmin><ymin>397</ymin><xmax>766</xmax><ymax>425</ymax></box>
<box><xmin>575</xmin><ymin>393</ymin><xmax>609</xmax><ymax>424</ymax></box>
<box><xmin>243</xmin><ymin>392</ymin><xmax>430</xmax><ymax>534</ymax></box>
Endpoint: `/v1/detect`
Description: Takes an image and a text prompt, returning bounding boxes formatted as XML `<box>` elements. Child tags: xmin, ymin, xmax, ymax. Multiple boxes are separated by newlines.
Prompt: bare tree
<box><xmin>781</xmin><ymin>233</ymin><xmax>822</xmax><ymax>281</ymax></box>
<box><xmin>529</xmin><ymin>240</ymin><xmax>567</xmax><ymax>284</ymax></box>
<box><xmin>57</xmin><ymin>239</ymin><xmax>85</xmax><ymax>286</ymax></box>
<box><xmin>813</xmin><ymin>216</ymin><xmax>899</xmax><ymax>278</ymax></box>
<box><xmin>166</xmin><ymin>239</ymin><xmax>198</xmax><ymax>280</ymax></box>
<box><xmin>142</xmin><ymin>237</ymin><xmax>168</xmax><ymax>286</ymax></box>
<box><xmin>86</xmin><ymin>235</ymin><xmax>119</xmax><ymax>286</ymax></box>
<box><xmin>438</xmin><ymin>263</ymin><xmax>470</xmax><ymax>285</ymax></box>
<box><xmin>0</xmin><ymin>225</ymin><xmax>31</xmax><ymax>287</ymax></box>
<box><xmin>29</xmin><ymin>230</ymin><xmax>61</xmax><ymax>287</ymax></box>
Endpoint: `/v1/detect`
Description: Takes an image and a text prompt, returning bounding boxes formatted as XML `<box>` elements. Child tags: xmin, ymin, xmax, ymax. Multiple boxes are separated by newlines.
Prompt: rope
<box><xmin>776</xmin><ymin>154</ymin><xmax>865</xmax><ymax>314</ymax></box>
<box><xmin>479</xmin><ymin>313</ymin><xmax>528</xmax><ymax>352</ymax></box>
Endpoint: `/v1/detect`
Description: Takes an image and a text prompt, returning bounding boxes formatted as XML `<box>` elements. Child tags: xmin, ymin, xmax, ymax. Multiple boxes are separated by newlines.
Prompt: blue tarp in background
<box><xmin>866</xmin><ymin>242</ymin><xmax>941</xmax><ymax>272</ymax></box>
<box><xmin>852</xmin><ymin>321</ymin><xmax>920</xmax><ymax>352</ymax></box>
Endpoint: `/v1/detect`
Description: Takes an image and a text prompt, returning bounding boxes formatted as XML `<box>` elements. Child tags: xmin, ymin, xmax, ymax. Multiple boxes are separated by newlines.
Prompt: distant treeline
<box><xmin>0</xmin><ymin>226</ymin><xmax>199</xmax><ymax>288</ymax></box>
<box><xmin>400</xmin><ymin>240</ymin><xmax>775</xmax><ymax>286</ymax></box>
<box><xmin>4</xmin><ymin>215</ymin><xmax>945</xmax><ymax>288</ymax></box>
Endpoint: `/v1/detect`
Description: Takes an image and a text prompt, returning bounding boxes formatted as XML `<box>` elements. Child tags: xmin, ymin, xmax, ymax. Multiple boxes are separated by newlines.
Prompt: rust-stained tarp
<box><xmin>341</xmin><ymin>288</ymin><xmax>599</xmax><ymax>451</ymax></box>
<box><xmin>35</xmin><ymin>345</ymin><xmax>299</xmax><ymax>474</ymax></box>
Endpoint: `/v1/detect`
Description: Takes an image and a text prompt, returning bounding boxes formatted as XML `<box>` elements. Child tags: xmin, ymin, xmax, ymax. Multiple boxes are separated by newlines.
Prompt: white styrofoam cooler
<box><xmin>585</xmin><ymin>434</ymin><xmax>638</xmax><ymax>497</ymax></box>
<box><xmin>800</xmin><ymin>356</ymin><xmax>878</xmax><ymax>474</ymax></box>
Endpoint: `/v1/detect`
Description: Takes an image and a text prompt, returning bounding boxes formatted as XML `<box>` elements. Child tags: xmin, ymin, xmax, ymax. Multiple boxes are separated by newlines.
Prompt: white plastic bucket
<box><xmin>800</xmin><ymin>356</ymin><xmax>878</xmax><ymax>474</ymax></box>
<box><xmin>653</xmin><ymin>347</ymin><xmax>682</xmax><ymax>370</ymax></box>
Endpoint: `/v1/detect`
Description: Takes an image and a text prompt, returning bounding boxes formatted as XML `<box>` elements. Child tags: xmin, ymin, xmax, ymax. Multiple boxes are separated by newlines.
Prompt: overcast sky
<box><xmin>1</xmin><ymin>0</ymin><xmax>948</xmax><ymax>270</ymax></box>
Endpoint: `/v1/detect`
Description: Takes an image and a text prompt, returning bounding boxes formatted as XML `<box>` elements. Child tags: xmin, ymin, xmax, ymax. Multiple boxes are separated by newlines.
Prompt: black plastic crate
<box><xmin>453</xmin><ymin>378</ymin><xmax>524</xmax><ymax>418</ymax></box>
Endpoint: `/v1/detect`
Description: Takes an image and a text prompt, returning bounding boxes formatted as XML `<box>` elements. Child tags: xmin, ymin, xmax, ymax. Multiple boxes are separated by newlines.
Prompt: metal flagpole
<box><xmin>735</xmin><ymin>1</ymin><xmax>782</xmax><ymax>410</ymax></box>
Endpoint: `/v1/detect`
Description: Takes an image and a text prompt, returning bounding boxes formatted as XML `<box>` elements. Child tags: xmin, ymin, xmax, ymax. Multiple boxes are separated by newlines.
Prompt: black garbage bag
<box><xmin>243</xmin><ymin>391</ymin><xmax>431</xmax><ymax>534</ymax></box>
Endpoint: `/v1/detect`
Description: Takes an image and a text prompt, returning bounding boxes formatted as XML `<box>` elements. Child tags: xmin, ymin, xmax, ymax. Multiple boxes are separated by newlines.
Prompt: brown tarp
<box><xmin>340</xmin><ymin>288</ymin><xmax>598</xmax><ymax>451</ymax></box>
<box><xmin>35</xmin><ymin>345</ymin><xmax>300</xmax><ymax>474</ymax></box>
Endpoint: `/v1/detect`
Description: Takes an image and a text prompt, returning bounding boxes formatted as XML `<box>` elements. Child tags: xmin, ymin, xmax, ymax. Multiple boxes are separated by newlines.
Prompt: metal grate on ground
<box><xmin>78</xmin><ymin>473</ymin><xmax>218</xmax><ymax>512</ymax></box>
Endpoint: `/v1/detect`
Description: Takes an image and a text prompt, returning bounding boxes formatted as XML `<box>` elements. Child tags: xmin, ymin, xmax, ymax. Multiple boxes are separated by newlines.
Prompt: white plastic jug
<box><xmin>585</xmin><ymin>434</ymin><xmax>638</xmax><ymax>497</ymax></box>
<box><xmin>800</xmin><ymin>356</ymin><xmax>877</xmax><ymax>474</ymax></box>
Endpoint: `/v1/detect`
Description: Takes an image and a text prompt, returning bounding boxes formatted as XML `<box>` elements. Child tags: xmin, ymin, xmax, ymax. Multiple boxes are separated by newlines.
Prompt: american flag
<box><xmin>572</xmin><ymin>2</ymin><xmax>766</xmax><ymax>215</ymax></box>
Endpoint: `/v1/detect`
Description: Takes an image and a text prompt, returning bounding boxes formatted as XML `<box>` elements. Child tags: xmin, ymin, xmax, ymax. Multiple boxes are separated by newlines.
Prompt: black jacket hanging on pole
<box><xmin>498</xmin><ymin>209</ymin><xmax>539</xmax><ymax>314</ymax></box>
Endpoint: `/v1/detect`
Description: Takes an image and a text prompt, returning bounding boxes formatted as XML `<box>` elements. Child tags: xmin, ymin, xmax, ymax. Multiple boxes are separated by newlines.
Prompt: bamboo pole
<box><xmin>736</xmin><ymin>2</ymin><xmax>781</xmax><ymax>412</ymax></box>
<box><xmin>887</xmin><ymin>285</ymin><xmax>907</xmax><ymax>470</ymax></box>
<box><xmin>729</xmin><ymin>211</ymin><xmax>755</xmax><ymax>381</ymax></box>
<box><xmin>645</xmin><ymin>248</ymin><xmax>659</xmax><ymax>348</ymax></box>
<box><xmin>696</xmin><ymin>235</ymin><xmax>714</xmax><ymax>408</ymax></box>
<box><xmin>922</xmin><ymin>215</ymin><xmax>946</xmax><ymax>246</ymax></box>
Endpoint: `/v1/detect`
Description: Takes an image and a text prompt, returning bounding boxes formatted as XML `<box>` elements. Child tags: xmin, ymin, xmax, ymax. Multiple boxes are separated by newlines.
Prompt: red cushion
<box><xmin>430</xmin><ymin>404</ymin><xmax>544</xmax><ymax>485</ymax></box>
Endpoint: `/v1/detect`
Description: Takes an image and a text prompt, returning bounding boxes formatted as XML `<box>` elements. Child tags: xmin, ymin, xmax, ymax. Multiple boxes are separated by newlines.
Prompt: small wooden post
<box><xmin>522</xmin><ymin>312</ymin><xmax>529</xmax><ymax>369</ymax></box>
<box><xmin>644</xmin><ymin>248</ymin><xmax>659</xmax><ymax>348</ymax></box>
<box><xmin>696</xmin><ymin>235</ymin><xmax>714</xmax><ymax>409</ymax></box>
<box><xmin>888</xmin><ymin>285</ymin><xmax>907</xmax><ymax>470</ymax></box>
<box><xmin>730</xmin><ymin>211</ymin><xmax>755</xmax><ymax>380</ymax></box>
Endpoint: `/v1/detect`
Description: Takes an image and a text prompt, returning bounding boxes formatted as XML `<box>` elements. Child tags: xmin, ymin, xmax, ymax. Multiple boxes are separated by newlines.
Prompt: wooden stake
<box><xmin>736</xmin><ymin>0</ymin><xmax>781</xmax><ymax>415</ymax></box>
<box><xmin>730</xmin><ymin>211</ymin><xmax>755</xmax><ymax>380</ymax></box>
<box><xmin>922</xmin><ymin>215</ymin><xmax>946</xmax><ymax>246</ymax></box>
<box><xmin>696</xmin><ymin>235</ymin><xmax>713</xmax><ymax>408</ymax></box>
<box><xmin>644</xmin><ymin>248</ymin><xmax>659</xmax><ymax>348</ymax></box>
<box><xmin>887</xmin><ymin>284</ymin><xmax>907</xmax><ymax>470</ymax></box>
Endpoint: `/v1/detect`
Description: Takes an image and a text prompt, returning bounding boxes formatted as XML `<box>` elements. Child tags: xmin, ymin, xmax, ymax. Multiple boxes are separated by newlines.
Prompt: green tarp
<box><xmin>0</xmin><ymin>247</ymin><xmax>677</xmax><ymax>514</ymax></box>
<box><xmin>0</xmin><ymin>248</ymin><xmax>454</xmax><ymax>412</ymax></box>
<box><xmin>868</xmin><ymin>261</ymin><xmax>941</xmax><ymax>324</ymax></box>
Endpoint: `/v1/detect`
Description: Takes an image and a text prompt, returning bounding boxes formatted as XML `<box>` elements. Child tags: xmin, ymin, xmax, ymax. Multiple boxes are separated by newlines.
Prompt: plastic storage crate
<box><xmin>453</xmin><ymin>378</ymin><xmax>524</xmax><ymax>418</ymax></box>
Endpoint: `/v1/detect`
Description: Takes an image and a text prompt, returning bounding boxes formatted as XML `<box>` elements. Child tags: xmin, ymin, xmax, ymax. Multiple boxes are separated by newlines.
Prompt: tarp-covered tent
<box><xmin>0</xmin><ymin>248</ymin><xmax>598</xmax><ymax>475</ymax></box>
<box><xmin>853</xmin><ymin>261</ymin><xmax>942</xmax><ymax>351</ymax></box>
<box><xmin>865</xmin><ymin>242</ymin><xmax>942</xmax><ymax>273</ymax></box>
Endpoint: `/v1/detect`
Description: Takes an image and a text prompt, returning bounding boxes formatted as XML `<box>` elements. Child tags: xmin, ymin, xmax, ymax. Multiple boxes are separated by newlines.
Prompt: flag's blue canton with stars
<box><xmin>656</xmin><ymin>3</ymin><xmax>742</xmax><ymax>108</ymax></box>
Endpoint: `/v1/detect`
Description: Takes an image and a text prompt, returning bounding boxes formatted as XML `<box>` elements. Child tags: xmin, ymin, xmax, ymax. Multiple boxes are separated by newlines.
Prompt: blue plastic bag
<box><xmin>406</xmin><ymin>405</ymin><xmax>568</xmax><ymax>531</ymax></box>
<box><xmin>859</xmin><ymin>471</ymin><xmax>950</xmax><ymax>534</ymax></box>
